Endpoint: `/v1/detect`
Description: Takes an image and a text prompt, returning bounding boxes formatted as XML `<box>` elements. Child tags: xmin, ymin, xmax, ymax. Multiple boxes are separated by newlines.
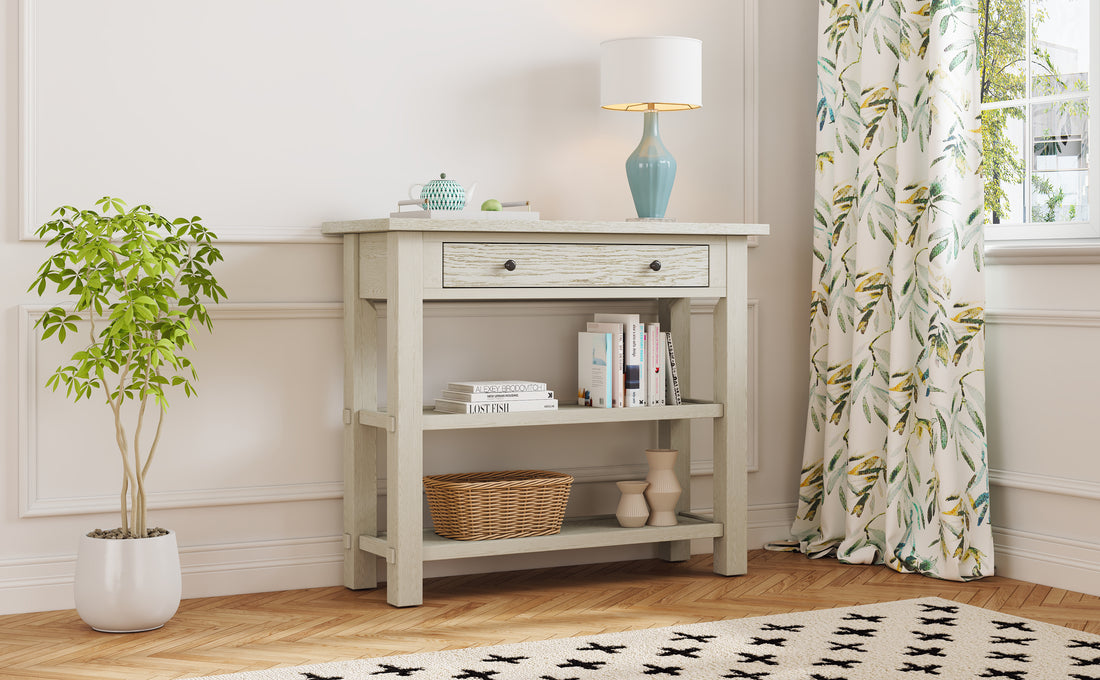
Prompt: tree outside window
<box><xmin>979</xmin><ymin>0</ymin><xmax>1091</xmax><ymax>235</ymax></box>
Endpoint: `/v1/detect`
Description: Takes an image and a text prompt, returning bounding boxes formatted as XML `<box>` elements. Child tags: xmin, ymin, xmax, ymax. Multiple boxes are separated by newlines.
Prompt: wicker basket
<box><xmin>424</xmin><ymin>470</ymin><xmax>573</xmax><ymax>541</ymax></box>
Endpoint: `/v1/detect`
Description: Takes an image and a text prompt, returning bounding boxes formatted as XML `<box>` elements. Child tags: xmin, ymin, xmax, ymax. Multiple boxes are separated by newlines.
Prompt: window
<box><xmin>979</xmin><ymin>0</ymin><xmax>1100</xmax><ymax>240</ymax></box>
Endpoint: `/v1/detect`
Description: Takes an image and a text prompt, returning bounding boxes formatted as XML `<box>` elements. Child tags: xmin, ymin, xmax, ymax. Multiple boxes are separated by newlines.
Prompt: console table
<box><xmin>321</xmin><ymin>217</ymin><xmax>768</xmax><ymax>607</ymax></box>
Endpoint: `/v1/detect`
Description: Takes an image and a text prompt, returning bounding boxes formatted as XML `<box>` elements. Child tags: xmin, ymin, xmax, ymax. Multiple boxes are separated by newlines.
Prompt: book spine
<box><xmin>665</xmin><ymin>332</ymin><xmax>682</xmax><ymax>405</ymax></box>
<box><xmin>434</xmin><ymin>398</ymin><xmax>558</xmax><ymax>413</ymax></box>
<box><xmin>593</xmin><ymin>314</ymin><xmax>642</xmax><ymax>407</ymax></box>
<box><xmin>441</xmin><ymin>389</ymin><xmax>554</xmax><ymax>402</ymax></box>
<box><xmin>655</xmin><ymin>330</ymin><xmax>667</xmax><ymax>407</ymax></box>
<box><xmin>645</xmin><ymin>322</ymin><xmax>661</xmax><ymax>406</ymax></box>
<box><xmin>447</xmin><ymin>381</ymin><xmax>547</xmax><ymax>393</ymax></box>
<box><xmin>577</xmin><ymin>332</ymin><xmax>613</xmax><ymax>408</ymax></box>
<box><xmin>585</xmin><ymin>322</ymin><xmax>624</xmax><ymax>408</ymax></box>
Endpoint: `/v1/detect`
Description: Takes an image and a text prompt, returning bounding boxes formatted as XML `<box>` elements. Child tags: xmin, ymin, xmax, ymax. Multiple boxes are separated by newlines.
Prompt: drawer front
<box><xmin>442</xmin><ymin>243</ymin><xmax>709</xmax><ymax>288</ymax></box>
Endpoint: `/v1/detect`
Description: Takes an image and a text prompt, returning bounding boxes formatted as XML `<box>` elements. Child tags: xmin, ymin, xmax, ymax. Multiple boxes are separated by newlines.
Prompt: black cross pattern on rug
<box><xmin>992</xmin><ymin>621</ymin><xmax>1034</xmax><ymax>632</ymax></box>
<box><xmin>735</xmin><ymin>651</ymin><xmax>779</xmax><ymax>665</ymax></box>
<box><xmin>1071</xmin><ymin>655</ymin><xmax>1100</xmax><ymax>667</ymax></box>
<box><xmin>670</xmin><ymin>631</ymin><xmax>717</xmax><ymax>643</ymax></box>
<box><xmin>1071</xmin><ymin>640</ymin><xmax>1100</xmax><ymax>652</ymax></box>
<box><xmin>302</xmin><ymin>674</ymin><xmax>344</xmax><ymax>680</ymax></box>
<box><xmin>844</xmin><ymin>612</ymin><xmax>885</xmax><ymax>623</ymax></box>
<box><xmin>749</xmin><ymin>636</ymin><xmax>787</xmax><ymax>647</ymax></box>
<box><xmin>760</xmin><ymin>622</ymin><xmax>804</xmax><ymax>632</ymax></box>
<box><xmin>452</xmin><ymin>671</ymin><xmax>498</xmax><ymax>680</ymax></box>
<box><xmin>977</xmin><ymin>669</ymin><xmax>1028</xmax><ymax>680</ymax></box>
<box><xmin>919</xmin><ymin>616</ymin><xmax>958</xmax><ymax>627</ymax></box>
<box><xmin>987</xmin><ymin>651</ymin><xmax>1030</xmax><ymax>662</ymax></box>
<box><xmin>575</xmin><ymin>641</ymin><xmax>625</xmax><ymax>654</ymax></box>
<box><xmin>899</xmin><ymin>661</ymin><xmax>942</xmax><ymax>675</ymax></box>
<box><xmin>1069</xmin><ymin>674</ymin><xmax>1100</xmax><ymax>680</ymax></box>
<box><xmin>904</xmin><ymin>645</ymin><xmax>947</xmax><ymax>658</ymax></box>
<box><xmin>990</xmin><ymin>635</ymin><xmax>1036</xmax><ymax>647</ymax></box>
<box><xmin>642</xmin><ymin>663</ymin><xmax>684</xmax><ymax>676</ymax></box>
<box><xmin>809</xmin><ymin>674</ymin><xmax>848</xmax><ymax>680</ymax></box>
<box><xmin>834</xmin><ymin>625</ymin><xmax>877</xmax><ymax>637</ymax></box>
<box><xmin>912</xmin><ymin>631</ymin><xmax>953</xmax><ymax>642</ymax></box>
<box><xmin>480</xmin><ymin>654</ymin><xmax>527</xmax><ymax>665</ymax></box>
<box><xmin>657</xmin><ymin>646</ymin><xmax>701</xmax><ymax>659</ymax></box>
<box><xmin>919</xmin><ymin>603</ymin><xmax>959</xmax><ymax>614</ymax></box>
<box><xmin>813</xmin><ymin>657</ymin><xmax>861</xmax><ymax>669</ymax></box>
<box><xmin>538</xmin><ymin>676</ymin><xmax>578</xmax><ymax>680</ymax></box>
<box><xmin>722</xmin><ymin>670</ymin><xmax>771</xmax><ymax>679</ymax></box>
<box><xmin>371</xmin><ymin>664</ymin><xmax>425</xmax><ymax>676</ymax></box>
<box><xmin>556</xmin><ymin>658</ymin><xmax>606</xmax><ymax>671</ymax></box>
<box><xmin>828</xmin><ymin>640</ymin><xmax>867</xmax><ymax>653</ymax></box>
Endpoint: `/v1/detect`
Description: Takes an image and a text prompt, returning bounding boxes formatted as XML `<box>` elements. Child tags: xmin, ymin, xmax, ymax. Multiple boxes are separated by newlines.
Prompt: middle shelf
<box><xmin>358</xmin><ymin>400</ymin><xmax>724</xmax><ymax>431</ymax></box>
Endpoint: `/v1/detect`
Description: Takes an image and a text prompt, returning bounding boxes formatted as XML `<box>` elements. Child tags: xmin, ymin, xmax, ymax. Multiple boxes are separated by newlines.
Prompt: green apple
<box><xmin>480</xmin><ymin>198</ymin><xmax>503</xmax><ymax>211</ymax></box>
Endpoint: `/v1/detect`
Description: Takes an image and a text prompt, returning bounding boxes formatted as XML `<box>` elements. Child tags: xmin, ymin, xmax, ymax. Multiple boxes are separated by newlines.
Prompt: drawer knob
<box><xmin>649</xmin><ymin>260</ymin><xmax>662</xmax><ymax>272</ymax></box>
<box><xmin>504</xmin><ymin>259</ymin><xmax>517</xmax><ymax>271</ymax></box>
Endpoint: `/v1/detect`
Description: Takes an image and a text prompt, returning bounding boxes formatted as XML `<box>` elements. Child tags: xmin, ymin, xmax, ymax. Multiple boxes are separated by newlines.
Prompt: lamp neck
<box><xmin>642</xmin><ymin>110</ymin><xmax>660</xmax><ymax>137</ymax></box>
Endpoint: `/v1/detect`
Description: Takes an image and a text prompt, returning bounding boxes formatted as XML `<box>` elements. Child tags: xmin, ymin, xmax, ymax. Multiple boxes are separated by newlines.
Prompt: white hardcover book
<box><xmin>577</xmin><ymin>331</ymin><xmax>613</xmax><ymax>408</ymax></box>
<box><xmin>593</xmin><ymin>313</ymin><xmax>643</xmax><ymax>407</ymax></box>
<box><xmin>446</xmin><ymin>380</ymin><xmax>547</xmax><ymax>393</ymax></box>
<box><xmin>665</xmin><ymin>332</ymin><xmax>683</xmax><ymax>405</ymax></box>
<box><xmin>655</xmin><ymin>330</ymin><xmax>668</xmax><ymax>407</ymax></box>
<box><xmin>433</xmin><ymin>398</ymin><xmax>558</xmax><ymax>414</ymax></box>
<box><xmin>645</xmin><ymin>322</ymin><xmax>662</xmax><ymax>406</ymax></box>
<box><xmin>440</xmin><ymin>389</ymin><xmax>555</xmax><ymax>402</ymax></box>
<box><xmin>586</xmin><ymin>322</ymin><xmax>624</xmax><ymax>407</ymax></box>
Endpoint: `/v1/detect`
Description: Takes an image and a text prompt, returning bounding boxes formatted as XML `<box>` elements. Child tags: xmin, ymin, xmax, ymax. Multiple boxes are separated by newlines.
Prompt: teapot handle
<box><xmin>408</xmin><ymin>183</ymin><xmax>424</xmax><ymax>201</ymax></box>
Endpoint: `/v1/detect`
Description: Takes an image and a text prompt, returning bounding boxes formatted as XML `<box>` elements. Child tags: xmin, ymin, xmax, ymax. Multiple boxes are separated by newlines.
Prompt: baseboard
<box><xmin>0</xmin><ymin>505</ymin><xmax>797</xmax><ymax>616</ymax></box>
<box><xmin>992</xmin><ymin>527</ymin><xmax>1100</xmax><ymax>597</ymax></box>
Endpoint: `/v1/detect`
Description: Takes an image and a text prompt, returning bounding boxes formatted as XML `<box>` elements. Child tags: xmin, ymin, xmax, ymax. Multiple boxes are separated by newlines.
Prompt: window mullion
<box><xmin>1024</xmin><ymin>0</ymin><xmax>1033</xmax><ymax>223</ymax></box>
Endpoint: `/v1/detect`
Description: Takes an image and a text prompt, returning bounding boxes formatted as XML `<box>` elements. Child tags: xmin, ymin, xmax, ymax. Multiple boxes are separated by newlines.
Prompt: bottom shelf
<box><xmin>358</xmin><ymin>513</ymin><xmax>723</xmax><ymax>562</ymax></box>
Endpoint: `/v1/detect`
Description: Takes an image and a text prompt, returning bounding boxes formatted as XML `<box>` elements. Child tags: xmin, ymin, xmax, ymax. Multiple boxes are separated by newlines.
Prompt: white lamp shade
<box><xmin>600</xmin><ymin>36</ymin><xmax>702</xmax><ymax>111</ymax></box>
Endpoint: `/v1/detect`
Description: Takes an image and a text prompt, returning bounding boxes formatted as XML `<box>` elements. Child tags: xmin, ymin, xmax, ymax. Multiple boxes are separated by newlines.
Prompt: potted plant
<box><xmin>29</xmin><ymin>196</ymin><xmax>226</xmax><ymax>632</ymax></box>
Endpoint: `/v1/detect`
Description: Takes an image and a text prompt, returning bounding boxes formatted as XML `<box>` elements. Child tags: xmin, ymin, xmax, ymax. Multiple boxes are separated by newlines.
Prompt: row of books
<box><xmin>433</xmin><ymin>380</ymin><xmax>559</xmax><ymax>414</ymax></box>
<box><xmin>577</xmin><ymin>313</ymin><xmax>682</xmax><ymax>408</ymax></box>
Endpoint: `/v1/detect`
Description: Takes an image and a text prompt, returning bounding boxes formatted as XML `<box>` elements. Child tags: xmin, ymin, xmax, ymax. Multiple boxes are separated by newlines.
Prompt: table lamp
<box><xmin>600</xmin><ymin>36</ymin><xmax>702</xmax><ymax>219</ymax></box>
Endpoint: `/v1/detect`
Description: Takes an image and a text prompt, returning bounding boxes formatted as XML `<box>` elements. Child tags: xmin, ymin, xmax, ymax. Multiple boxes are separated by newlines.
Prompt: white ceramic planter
<box><xmin>74</xmin><ymin>530</ymin><xmax>181</xmax><ymax>633</ymax></box>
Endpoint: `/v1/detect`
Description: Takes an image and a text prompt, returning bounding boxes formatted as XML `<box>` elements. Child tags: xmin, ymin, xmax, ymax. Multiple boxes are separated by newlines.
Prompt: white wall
<box><xmin>2</xmin><ymin>0</ymin><xmax>816</xmax><ymax>615</ymax></box>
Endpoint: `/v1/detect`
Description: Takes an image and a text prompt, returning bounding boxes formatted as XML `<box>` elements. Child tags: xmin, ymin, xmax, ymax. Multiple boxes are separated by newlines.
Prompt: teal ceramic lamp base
<box><xmin>626</xmin><ymin>111</ymin><xmax>676</xmax><ymax>219</ymax></box>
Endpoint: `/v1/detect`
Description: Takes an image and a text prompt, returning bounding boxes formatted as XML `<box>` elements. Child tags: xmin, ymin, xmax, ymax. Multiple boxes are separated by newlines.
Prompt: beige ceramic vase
<box><xmin>615</xmin><ymin>481</ymin><xmax>650</xmax><ymax>528</ymax></box>
<box><xmin>644</xmin><ymin>448</ymin><xmax>681</xmax><ymax>526</ymax></box>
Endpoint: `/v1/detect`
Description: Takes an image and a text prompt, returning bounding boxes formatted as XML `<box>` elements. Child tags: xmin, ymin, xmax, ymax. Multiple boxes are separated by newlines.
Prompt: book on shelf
<box><xmin>593</xmin><ymin>313</ymin><xmax>644</xmax><ymax>407</ymax></box>
<box><xmin>645</xmin><ymin>322</ymin><xmax>664</xmax><ymax>406</ymax></box>
<box><xmin>577</xmin><ymin>331</ymin><xmax>613</xmax><ymax>407</ymax></box>
<box><xmin>665</xmin><ymin>331</ymin><xmax>682</xmax><ymax>405</ymax></box>
<box><xmin>440</xmin><ymin>389</ymin><xmax>555</xmax><ymax>403</ymax></box>
<box><xmin>433</xmin><ymin>398</ymin><xmax>558</xmax><ymax>414</ymax></box>
<box><xmin>585</xmin><ymin>321</ymin><xmax>624</xmax><ymax>407</ymax></box>
<box><xmin>446</xmin><ymin>380</ymin><xmax>548</xmax><ymax>394</ymax></box>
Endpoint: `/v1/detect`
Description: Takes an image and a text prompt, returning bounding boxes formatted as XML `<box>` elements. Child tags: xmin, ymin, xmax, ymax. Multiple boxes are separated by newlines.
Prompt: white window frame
<box><xmin>983</xmin><ymin>1</ymin><xmax>1100</xmax><ymax>243</ymax></box>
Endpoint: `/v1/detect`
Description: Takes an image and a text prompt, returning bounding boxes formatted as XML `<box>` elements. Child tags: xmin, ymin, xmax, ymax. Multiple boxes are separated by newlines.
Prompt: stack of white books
<box><xmin>433</xmin><ymin>380</ymin><xmax>558</xmax><ymax>414</ymax></box>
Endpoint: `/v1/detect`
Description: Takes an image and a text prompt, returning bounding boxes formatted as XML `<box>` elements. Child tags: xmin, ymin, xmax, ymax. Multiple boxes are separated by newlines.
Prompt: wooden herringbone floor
<box><xmin>1</xmin><ymin>550</ymin><xmax>1098</xmax><ymax>679</ymax></box>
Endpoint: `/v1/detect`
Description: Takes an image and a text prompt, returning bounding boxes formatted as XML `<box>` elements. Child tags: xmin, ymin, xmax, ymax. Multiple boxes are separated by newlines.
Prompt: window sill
<box><xmin>985</xmin><ymin>240</ymin><xmax>1100</xmax><ymax>265</ymax></box>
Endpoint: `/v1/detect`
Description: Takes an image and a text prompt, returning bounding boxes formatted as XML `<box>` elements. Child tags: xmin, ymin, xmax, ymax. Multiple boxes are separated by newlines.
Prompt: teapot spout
<box><xmin>464</xmin><ymin>182</ymin><xmax>478</xmax><ymax>206</ymax></box>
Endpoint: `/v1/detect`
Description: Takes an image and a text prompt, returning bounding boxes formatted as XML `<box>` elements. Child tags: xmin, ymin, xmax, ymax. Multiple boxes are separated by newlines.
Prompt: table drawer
<box><xmin>441</xmin><ymin>242</ymin><xmax>709</xmax><ymax>288</ymax></box>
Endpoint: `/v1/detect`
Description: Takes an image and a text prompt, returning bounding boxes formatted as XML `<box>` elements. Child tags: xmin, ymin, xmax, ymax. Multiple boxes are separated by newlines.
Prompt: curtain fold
<box><xmin>791</xmin><ymin>0</ymin><xmax>993</xmax><ymax>581</ymax></box>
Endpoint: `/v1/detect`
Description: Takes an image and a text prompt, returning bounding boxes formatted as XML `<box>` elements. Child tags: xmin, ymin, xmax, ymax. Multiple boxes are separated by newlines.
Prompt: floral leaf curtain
<box><xmin>791</xmin><ymin>0</ymin><xmax>993</xmax><ymax>581</ymax></box>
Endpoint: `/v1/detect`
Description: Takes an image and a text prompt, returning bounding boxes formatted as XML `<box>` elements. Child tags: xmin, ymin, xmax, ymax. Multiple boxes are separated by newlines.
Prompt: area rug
<box><xmin>195</xmin><ymin>597</ymin><xmax>1100</xmax><ymax>679</ymax></box>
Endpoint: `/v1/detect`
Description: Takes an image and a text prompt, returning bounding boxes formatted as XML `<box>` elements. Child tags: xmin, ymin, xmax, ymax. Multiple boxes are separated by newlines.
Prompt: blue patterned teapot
<box><xmin>409</xmin><ymin>173</ymin><xmax>477</xmax><ymax>211</ymax></box>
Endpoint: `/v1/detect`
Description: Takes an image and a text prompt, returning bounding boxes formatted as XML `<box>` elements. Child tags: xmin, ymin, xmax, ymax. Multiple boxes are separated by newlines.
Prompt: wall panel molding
<box><xmin>19</xmin><ymin>300</ymin><xmax>758</xmax><ymax>517</ymax></box>
<box><xmin>989</xmin><ymin>469</ymin><xmax>1100</xmax><ymax>500</ymax></box>
<box><xmin>986</xmin><ymin>308</ymin><xmax>1100</xmax><ymax>328</ymax></box>
<box><xmin>18</xmin><ymin>302</ymin><xmax>345</xmax><ymax>517</ymax></box>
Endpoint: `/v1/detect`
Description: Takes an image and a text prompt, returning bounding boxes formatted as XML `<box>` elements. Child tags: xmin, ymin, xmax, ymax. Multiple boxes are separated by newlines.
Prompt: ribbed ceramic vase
<box><xmin>644</xmin><ymin>448</ymin><xmax>681</xmax><ymax>526</ymax></box>
<box><xmin>615</xmin><ymin>480</ymin><xmax>650</xmax><ymax>528</ymax></box>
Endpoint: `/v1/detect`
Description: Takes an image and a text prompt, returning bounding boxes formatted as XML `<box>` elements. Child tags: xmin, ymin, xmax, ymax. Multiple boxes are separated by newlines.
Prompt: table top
<box><xmin>321</xmin><ymin>217</ymin><xmax>770</xmax><ymax>237</ymax></box>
